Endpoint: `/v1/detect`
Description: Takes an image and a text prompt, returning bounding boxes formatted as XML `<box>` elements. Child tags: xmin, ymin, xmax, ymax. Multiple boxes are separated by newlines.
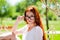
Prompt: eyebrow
<box><xmin>25</xmin><ymin>13</ymin><xmax>34</xmax><ymax>16</ymax></box>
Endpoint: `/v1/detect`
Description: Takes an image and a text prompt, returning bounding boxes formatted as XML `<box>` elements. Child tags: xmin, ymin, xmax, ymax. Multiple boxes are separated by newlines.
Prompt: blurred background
<box><xmin>0</xmin><ymin>0</ymin><xmax>60</xmax><ymax>40</ymax></box>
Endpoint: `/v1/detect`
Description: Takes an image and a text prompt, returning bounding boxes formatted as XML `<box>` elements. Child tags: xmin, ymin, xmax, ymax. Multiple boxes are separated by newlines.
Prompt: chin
<box><xmin>27</xmin><ymin>21</ymin><xmax>31</xmax><ymax>23</ymax></box>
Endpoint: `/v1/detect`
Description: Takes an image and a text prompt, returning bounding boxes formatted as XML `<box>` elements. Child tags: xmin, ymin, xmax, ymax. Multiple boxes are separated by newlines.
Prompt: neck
<box><xmin>27</xmin><ymin>23</ymin><xmax>36</xmax><ymax>32</ymax></box>
<box><xmin>28</xmin><ymin>23</ymin><xmax>36</xmax><ymax>28</ymax></box>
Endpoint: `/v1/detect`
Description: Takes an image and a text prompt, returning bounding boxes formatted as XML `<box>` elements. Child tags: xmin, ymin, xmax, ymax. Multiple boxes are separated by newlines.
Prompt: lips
<box><xmin>29</xmin><ymin>20</ymin><xmax>31</xmax><ymax>22</ymax></box>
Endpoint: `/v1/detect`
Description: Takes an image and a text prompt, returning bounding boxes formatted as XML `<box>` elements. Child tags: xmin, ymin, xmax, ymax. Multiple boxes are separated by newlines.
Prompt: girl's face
<box><xmin>25</xmin><ymin>11</ymin><xmax>35</xmax><ymax>24</ymax></box>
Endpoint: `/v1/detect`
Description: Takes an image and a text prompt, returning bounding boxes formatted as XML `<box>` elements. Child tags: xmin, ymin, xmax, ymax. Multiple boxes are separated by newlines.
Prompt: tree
<box><xmin>16</xmin><ymin>0</ymin><xmax>40</xmax><ymax>16</ymax></box>
<box><xmin>0</xmin><ymin>0</ymin><xmax>9</xmax><ymax>25</ymax></box>
<box><xmin>16</xmin><ymin>1</ymin><xmax>27</xmax><ymax>16</ymax></box>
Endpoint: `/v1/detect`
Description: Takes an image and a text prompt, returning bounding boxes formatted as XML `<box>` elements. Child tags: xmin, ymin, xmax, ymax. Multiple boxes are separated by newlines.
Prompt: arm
<box><xmin>12</xmin><ymin>16</ymin><xmax>24</xmax><ymax>33</ymax></box>
<box><xmin>13</xmin><ymin>25</ymin><xmax>27</xmax><ymax>35</ymax></box>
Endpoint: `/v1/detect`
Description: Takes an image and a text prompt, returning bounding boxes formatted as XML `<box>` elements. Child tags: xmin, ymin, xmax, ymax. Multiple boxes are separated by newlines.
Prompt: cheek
<box><xmin>32</xmin><ymin>19</ymin><xmax>35</xmax><ymax>22</ymax></box>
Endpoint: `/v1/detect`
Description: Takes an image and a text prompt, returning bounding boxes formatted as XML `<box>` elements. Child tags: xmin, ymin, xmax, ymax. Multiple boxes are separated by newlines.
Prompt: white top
<box><xmin>22</xmin><ymin>25</ymin><xmax>43</xmax><ymax>40</ymax></box>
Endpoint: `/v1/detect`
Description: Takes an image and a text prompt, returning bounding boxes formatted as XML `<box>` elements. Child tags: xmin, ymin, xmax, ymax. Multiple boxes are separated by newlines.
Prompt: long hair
<box><xmin>24</xmin><ymin>6</ymin><xmax>46</xmax><ymax>40</ymax></box>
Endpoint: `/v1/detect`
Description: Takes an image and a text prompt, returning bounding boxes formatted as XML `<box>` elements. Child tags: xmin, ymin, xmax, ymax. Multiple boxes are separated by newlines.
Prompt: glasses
<box><xmin>25</xmin><ymin>15</ymin><xmax>35</xmax><ymax>20</ymax></box>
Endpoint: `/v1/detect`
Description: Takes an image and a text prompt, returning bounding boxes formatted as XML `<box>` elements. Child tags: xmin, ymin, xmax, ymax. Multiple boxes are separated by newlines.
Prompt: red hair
<box><xmin>24</xmin><ymin>6</ymin><xmax>46</xmax><ymax>40</ymax></box>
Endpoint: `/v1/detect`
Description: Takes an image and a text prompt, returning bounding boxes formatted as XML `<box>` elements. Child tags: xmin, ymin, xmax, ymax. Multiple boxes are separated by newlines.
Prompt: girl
<box><xmin>12</xmin><ymin>6</ymin><xmax>46</xmax><ymax>40</ymax></box>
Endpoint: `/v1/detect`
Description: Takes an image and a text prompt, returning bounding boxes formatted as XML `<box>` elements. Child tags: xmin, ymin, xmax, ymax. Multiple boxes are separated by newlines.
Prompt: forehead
<box><xmin>26</xmin><ymin>11</ymin><xmax>34</xmax><ymax>16</ymax></box>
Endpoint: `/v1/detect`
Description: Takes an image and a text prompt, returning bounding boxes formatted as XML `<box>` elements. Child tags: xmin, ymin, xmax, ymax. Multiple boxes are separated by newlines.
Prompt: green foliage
<box><xmin>16</xmin><ymin>0</ymin><xmax>40</xmax><ymax>16</ymax></box>
<box><xmin>0</xmin><ymin>0</ymin><xmax>9</xmax><ymax>24</ymax></box>
<box><xmin>0</xmin><ymin>0</ymin><xmax>8</xmax><ymax>17</ymax></box>
<box><xmin>6</xmin><ymin>6</ymin><xmax>20</xmax><ymax>20</ymax></box>
<box><xmin>16</xmin><ymin>1</ymin><xmax>27</xmax><ymax>16</ymax></box>
<box><xmin>48</xmin><ymin>10</ymin><xmax>57</xmax><ymax>20</ymax></box>
<box><xmin>36</xmin><ymin>2</ymin><xmax>46</xmax><ymax>14</ymax></box>
<box><xmin>26</xmin><ymin>0</ymin><xmax>40</xmax><ymax>5</ymax></box>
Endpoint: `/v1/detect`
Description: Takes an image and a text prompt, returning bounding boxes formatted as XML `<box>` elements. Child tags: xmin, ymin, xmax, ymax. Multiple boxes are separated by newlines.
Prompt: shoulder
<box><xmin>34</xmin><ymin>26</ymin><xmax>43</xmax><ymax>37</ymax></box>
<box><xmin>35</xmin><ymin>26</ymin><xmax>43</xmax><ymax>32</ymax></box>
<box><xmin>35</xmin><ymin>26</ymin><xmax>43</xmax><ymax>34</ymax></box>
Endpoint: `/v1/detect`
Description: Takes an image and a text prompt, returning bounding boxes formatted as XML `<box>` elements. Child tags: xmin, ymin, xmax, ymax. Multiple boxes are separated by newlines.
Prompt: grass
<box><xmin>49</xmin><ymin>20</ymin><xmax>60</xmax><ymax>31</ymax></box>
<box><xmin>42</xmin><ymin>20</ymin><xmax>60</xmax><ymax>31</ymax></box>
<box><xmin>49</xmin><ymin>34</ymin><xmax>60</xmax><ymax>40</ymax></box>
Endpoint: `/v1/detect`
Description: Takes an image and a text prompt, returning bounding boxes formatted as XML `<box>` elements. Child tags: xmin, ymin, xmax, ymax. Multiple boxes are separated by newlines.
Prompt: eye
<box><xmin>31</xmin><ymin>15</ymin><xmax>34</xmax><ymax>17</ymax></box>
<box><xmin>26</xmin><ymin>15</ymin><xmax>28</xmax><ymax>17</ymax></box>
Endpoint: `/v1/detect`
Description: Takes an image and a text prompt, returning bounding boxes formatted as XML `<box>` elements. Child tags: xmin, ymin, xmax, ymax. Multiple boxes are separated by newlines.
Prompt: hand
<box><xmin>16</xmin><ymin>16</ymin><xmax>24</xmax><ymax>22</ymax></box>
<box><xmin>11</xmin><ymin>32</ymin><xmax>17</xmax><ymax>40</ymax></box>
<box><xmin>12</xmin><ymin>32</ymin><xmax>15</xmax><ymax>36</ymax></box>
<box><xmin>12</xmin><ymin>16</ymin><xmax>24</xmax><ymax>32</ymax></box>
